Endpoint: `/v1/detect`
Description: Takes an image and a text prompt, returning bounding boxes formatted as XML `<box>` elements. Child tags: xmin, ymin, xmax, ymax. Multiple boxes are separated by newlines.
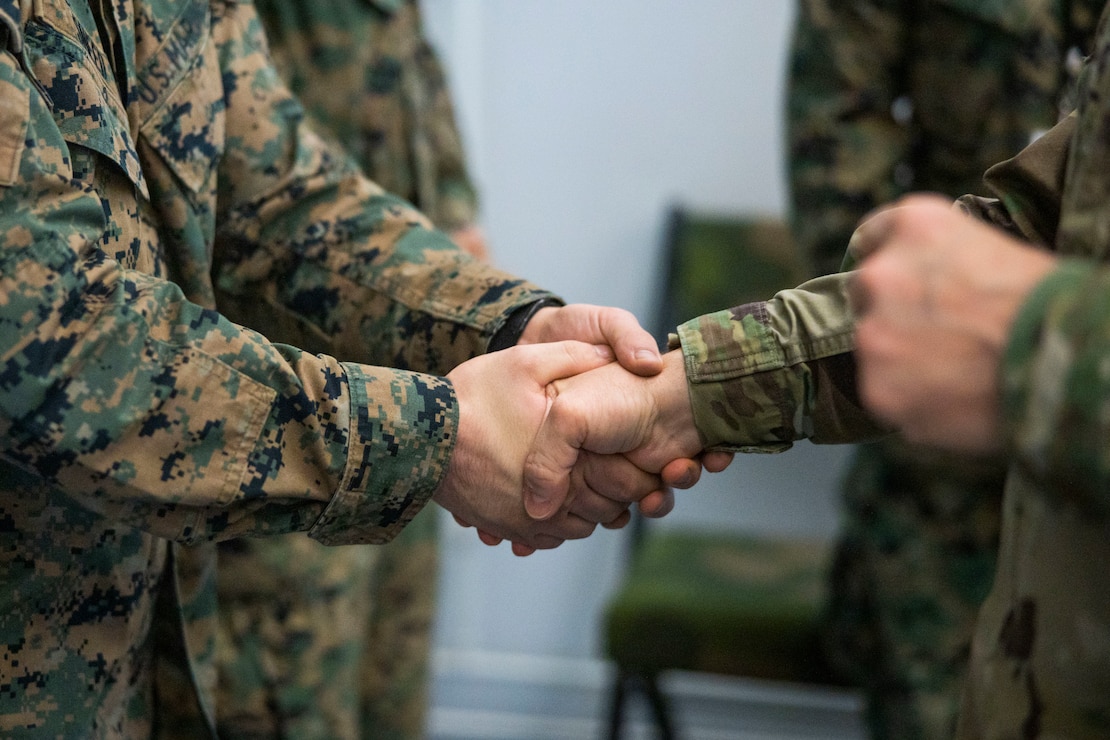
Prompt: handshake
<box><xmin>432</xmin><ymin>304</ymin><xmax>732</xmax><ymax>556</ymax></box>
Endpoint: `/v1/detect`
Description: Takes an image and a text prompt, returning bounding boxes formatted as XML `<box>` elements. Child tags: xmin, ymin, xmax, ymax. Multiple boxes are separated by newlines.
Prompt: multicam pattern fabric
<box><xmin>0</xmin><ymin>0</ymin><xmax>550</xmax><ymax>736</ymax></box>
<box><xmin>679</xmin><ymin>3</ymin><xmax>1110</xmax><ymax>736</ymax></box>
<box><xmin>786</xmin><ymin>1</ymin><xmax>1099</xmax><ymax>736</ymax></box>
<box><xmin>956</xmin><ymin>9</ymin><xmax>1110</xmax><ymax>729</ymax></box>
<box><xmin>215</xmin><ymin>1</ymin><xmax>476</xmax><ymax>737</ymax></box>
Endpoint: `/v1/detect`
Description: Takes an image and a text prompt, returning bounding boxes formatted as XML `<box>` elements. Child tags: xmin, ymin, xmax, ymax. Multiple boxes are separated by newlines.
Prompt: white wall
<box><xmin>420</xmin><ymin>0</ymin><xmax>855</xmax><ymax>665</ymax></box>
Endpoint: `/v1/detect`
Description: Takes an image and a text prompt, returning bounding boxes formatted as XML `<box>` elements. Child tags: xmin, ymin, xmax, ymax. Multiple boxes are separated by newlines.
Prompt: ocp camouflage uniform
<box><xmin>787</xmin><ymin>2</ymin><xmax>1099</xmax><ymax>736</ymax></box>
<box><xmin>0</xmin><ymin>0</ymin><xmax>555</xmax><ymax>737</ymax></box>
<box><xmin>215</xmin><ymin>2</ymin><xmax>478</xmax><ymax>737</ymax></box>
<box><xmin>675</xmin><ymin>3</ymin><xmax>1110</xmax><ymax>736</ymax></box>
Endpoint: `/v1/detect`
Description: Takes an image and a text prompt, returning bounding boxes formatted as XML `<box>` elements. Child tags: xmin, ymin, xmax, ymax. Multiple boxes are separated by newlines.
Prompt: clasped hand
<box><xmin>433</xmin><ymin>305</ymin><xmax>730</xmax><ymax>555</ymax></box>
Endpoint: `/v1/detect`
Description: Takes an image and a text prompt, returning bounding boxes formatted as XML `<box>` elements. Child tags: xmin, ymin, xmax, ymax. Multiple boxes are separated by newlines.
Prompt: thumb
<box><xmin>519</xmin><ymin>342</ymin><xmax>614</xmax><ymax>520</ymax></box>
<box><xmin>522</xmin><ymin>395</ymin><xmax>586</xmax><ymax>520</ymax></box>
<box><xmin>524</xmin><ymin>340</ymin><xmax>615</xmax><ymax>384</ymax></box>
<box><xmin>845</xmin><ymin>206</ymin><xmax>897</xmax><ymax>270</ymax></box>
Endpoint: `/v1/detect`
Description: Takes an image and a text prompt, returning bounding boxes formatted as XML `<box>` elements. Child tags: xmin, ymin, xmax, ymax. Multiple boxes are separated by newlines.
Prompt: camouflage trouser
<box><xmin>215</xmin><ymin>509</ymin><xmax>439</xmax><ymax>740</ymax></box>
<box><xmin>822</xmin><ymin>438</ymin><xmax>1006</xmax><ymax>740</ymax></box>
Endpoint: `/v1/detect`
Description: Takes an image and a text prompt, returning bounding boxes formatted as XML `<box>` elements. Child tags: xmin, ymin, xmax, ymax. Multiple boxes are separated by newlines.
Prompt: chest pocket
<box><xmin>24</xmin><ymin>1</ymin><xmax>147</xmax><ymax>198</ymax></box>
<box><xmin>133</xmin><ymin>0</ymin><xmax>225</xmax><ymax>198</ymax></box>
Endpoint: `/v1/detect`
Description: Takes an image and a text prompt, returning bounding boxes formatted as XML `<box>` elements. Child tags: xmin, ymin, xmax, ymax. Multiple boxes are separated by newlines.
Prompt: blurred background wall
<box><xmin>418</xmin><ymin>1</ymin><xmax>858</xmax><ymax>735</ymax></box>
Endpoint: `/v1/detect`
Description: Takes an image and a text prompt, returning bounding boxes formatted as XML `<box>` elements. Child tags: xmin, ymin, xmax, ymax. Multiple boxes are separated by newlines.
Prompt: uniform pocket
<box><xmin>138</xmin><ymin>55</ymin><xmax>226</xmax><ymax>197</ymax></box>
<box><xmin>23</xmin><ymin>4</ymin><xmax>147</xmax><ymax>196</ymax></box>
<box><xmin>134</xmin><ymin>0</ymin><xmax>225</xmax><ymax>199</ymax></box>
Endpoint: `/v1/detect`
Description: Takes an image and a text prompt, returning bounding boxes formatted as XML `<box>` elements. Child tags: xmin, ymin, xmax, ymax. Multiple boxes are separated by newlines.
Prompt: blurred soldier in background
<box><xmin>216</xmin><ymin>2</ymin><xmax>485</xmax><ymax>737</ymax></box>
<box><xmin>786</xmin><ymin>1</ymin><xmax>1099</xmax><ymax>736</ymax></box>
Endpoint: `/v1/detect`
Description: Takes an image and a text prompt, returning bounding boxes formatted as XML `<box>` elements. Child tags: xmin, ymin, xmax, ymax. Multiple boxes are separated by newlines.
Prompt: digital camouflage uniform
<box><xmin>0</xmin><ymin>0</ymin><xmax>554</xmax><ymax>737</ymax></box>
<box><xmin>787</xmin><ymin>1</ymin><xmax>1099</xmax><ymax>736</ymax></box>
<box><xmin>215</xmin><ymin>1</ymin><xmax>479</xmax><ymax>737</ymax></box>
<box><xmin>674</xmin><ymin>4</ymin><xmax>1110</xmax><ymax>736</ymax></box>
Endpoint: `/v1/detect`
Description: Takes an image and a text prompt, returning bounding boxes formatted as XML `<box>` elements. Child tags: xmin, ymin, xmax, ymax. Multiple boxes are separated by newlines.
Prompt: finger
<box><xmin>477</xmin><ymin>529</ymin><xmax>502</xmax><ymax>546</ymax></box>
<box><xmin>637</xmin><ymin>489</ymin><xmax>675</xmax><ymax>518</ymax></box>
<box><xmin>526</xmin><ymin>340</ymin><xmax>616</xmax><ymax>384</ymax></box>
<box><xmin>522</xmin><ymin>389</ymin><xmax>590</xmax><ymax>521</ymax></box>
<box><xmin>519</xmin><ymin>512</ymin><xmax>600</xmax><ymax>548</ymax></box>
<box><xmin>601</xmin><ymin>510</ymin><xmax>632</xmax><ymax>530</ymax></box>
<box><xmin>845</xmin><ymin>203</ymin><xmax>900</xmax><ymax>266</ymax></box>
<box><xmin>701</xmin><ymin>451</ymin><xmax>734</xmax><ymax>473</ymax></box>
<box><xmin>848</xmin><ymin>194</ymin><xmax>957</xmax><ymax>269</ymax></box>
<box><xmin>518</xmin><ymin>343</ymin><xmax>623</xmax><ymax>521</ymax></box>
<box><xmin>660</xmin><ymin>458</ymin><xmax>701</xmax><ymax>489</ymax></box>
<box><xmin>595</xmin><ymin>308</ymin><xmax>663</xmax><ymax>377</ymax></box>
<box><xmin>578</xmin><ymin>450</ymin><xmax>665</xmax><ymax>505</ymax></box>
<box><xmin>564</xmin><ymin>473</ymin><xmax>632</xmax><ymax>525</ymax></box>
<box><xmin>528</xmin><ymin>531</ymin><xmax>573</xmax><ymax>550</ymax></box>
<box><xmin>545</xmin><ymin>512</ymin><xmax>600</xmax><ymax>542</ymax></box>
<box><xmin>522</xmin><ymin>305</ymin><xmax>661</xmax><ymax>376</ymax></box>
<box><xmin>511</xmin><ymin>542</ymin><xmax>537</xmax><ymax>557</ymax></box>
<box><xmin>847</xmin><ymin>270</ymin><xmax>872</xmax><ymax>318</ymax></box>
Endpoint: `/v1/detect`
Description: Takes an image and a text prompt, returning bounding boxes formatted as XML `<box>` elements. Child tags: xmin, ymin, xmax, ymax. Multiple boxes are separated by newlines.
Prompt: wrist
<box><xmin>488</xmin><ymin>298</ymin><xmax>563</xmax><ymax>352</ymax></box>
<box><xmin>647</xmin><ymin>350</ymin><xmax>702</xmax><ymax>459</ymax></box>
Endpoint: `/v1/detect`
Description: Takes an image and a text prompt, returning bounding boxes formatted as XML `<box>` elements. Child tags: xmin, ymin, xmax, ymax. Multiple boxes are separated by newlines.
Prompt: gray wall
<box><xmin>420</xmin><ymin>0</ymin><xmax>855</xmax><ymax>665</ymax></box>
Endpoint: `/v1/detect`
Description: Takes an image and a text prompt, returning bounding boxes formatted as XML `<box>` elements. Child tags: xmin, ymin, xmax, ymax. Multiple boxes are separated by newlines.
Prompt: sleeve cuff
<box><xmin>674</xmin><ymin>307</ymin><xmax>793</xmax><ymax>453</ymax></box>
<box><xmin>308</xmin><ymin>362</ymin><xmax>458</xmax><ymax>545</ymax></box>
<box><xmin>487</xmin><ymin>296</ymin><xmax>564</xmax><ymax>352</ymax></box>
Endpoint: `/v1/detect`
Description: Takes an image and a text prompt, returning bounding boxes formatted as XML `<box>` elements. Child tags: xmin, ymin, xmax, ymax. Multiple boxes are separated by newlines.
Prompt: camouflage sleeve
<box><xmin>0</xmin><ymin>3</ymin><xmax>546</xmax><ymax>546</ymax></box>
<box><xmin>211</xmin><ymin>3</ymin><xmax>541</xmax><ymax>377</ymax></box>
<box><xmin>787</xmin><ymin>0</ymin><xmax>910</xmax><ymax>277</ymax></box>
<box><xmin>672</xmin><ymin>272</ymin><xmax>886</xmax><ymax>453</ymax></box>
<box><xmin>1003</xmin><ymin>260</ymin><xmax>1110</xmax><ymax>512</ymax></box>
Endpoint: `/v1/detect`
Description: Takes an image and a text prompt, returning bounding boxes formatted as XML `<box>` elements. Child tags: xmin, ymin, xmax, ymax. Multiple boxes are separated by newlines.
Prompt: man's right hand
<box><xmin>521</xmin><ymin>350</ymin><xmax>724</xmax><ymax>522</ymax></box>
<box><xmin>434</xmin><ymin>341</ymin><xmax>673</xmax><ymax>552</ymax></box>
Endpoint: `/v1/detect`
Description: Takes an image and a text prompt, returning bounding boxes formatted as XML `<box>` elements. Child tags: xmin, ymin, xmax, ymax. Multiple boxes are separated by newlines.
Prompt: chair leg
<box><xmin>606</xmin><ymin>668</ymin><xmax>676</xmax><ymax>740</ymax></box>
<box><xmin>605</xmin><ymin>668</ymin><xmax>630</xmax><ymax>740</ymax></box>
<box><xmin>642</xmin><ymin>671</ymin><xmax>676</xmax><ymax>740</ymax></box>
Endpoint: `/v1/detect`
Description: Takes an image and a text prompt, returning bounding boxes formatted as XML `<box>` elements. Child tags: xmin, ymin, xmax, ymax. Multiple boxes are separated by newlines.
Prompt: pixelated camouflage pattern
<box><xmin>0</xmin><ymin>0</ymin><xmax>552</xmax><ymax>735</ymax></box>
<box><xmin>214</xmin><ymin>2</ymin><xmax>472</xmax><ymax>737</ymax></box>
<box><xmin>220</xmin><ymin>521</ymin><xmax>438</xmax><ymax>740</ymax></box>
<box><xmin>680</xmin><ymin>4</ymin><xmax>1110</xmax><ymax>736</ymax></box>
<box><xmin>216</xmin><ymin>496</ymin><xmax>440</xmax><ymax>740</ymax></box>
<box><xmin>787</xmin><ymin>2</ymin><xmax>1100</xmax><ymax>736</ymax></box>
<box><xmin>788</xmin><ymin>0</ymin><xmax>1099</xmax><ymax>277</ymax></box>
<box><xmin>255</xmin><ymin>0</ymin><xmax>476</xmax><ymax>234</ymax></box>
<box><xmin>357</xmin><ymin>510</ymin><xmax>439</xmax><ymax>740</ymax></box>
<box><xmin>216</xmin><ymin>536</ymin><xmax>379</xmax><ymax>739</ymax></box>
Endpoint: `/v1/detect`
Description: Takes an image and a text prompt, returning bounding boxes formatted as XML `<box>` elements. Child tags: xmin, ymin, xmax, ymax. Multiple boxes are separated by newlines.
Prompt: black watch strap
<box><xmin>487</xmin><ymin>297</ymin><xmax>563</xmax><ymax>352</ymax></box>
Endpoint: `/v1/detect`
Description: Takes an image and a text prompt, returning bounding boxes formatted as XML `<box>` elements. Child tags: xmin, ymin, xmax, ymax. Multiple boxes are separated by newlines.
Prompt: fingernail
<box><xmin>525</xmin><ymin>491</ymin><xmax>552</xmax><ymax>520</ymax></box>
<box><xmin>635</xmin><ymin>348</ymin><xmax>660</xmax><ymax>362</ymax></box>
<box><xmin>595</xmin><ymin>345</ymin><xmax>615</xmax><ymax>360</ymax></box>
